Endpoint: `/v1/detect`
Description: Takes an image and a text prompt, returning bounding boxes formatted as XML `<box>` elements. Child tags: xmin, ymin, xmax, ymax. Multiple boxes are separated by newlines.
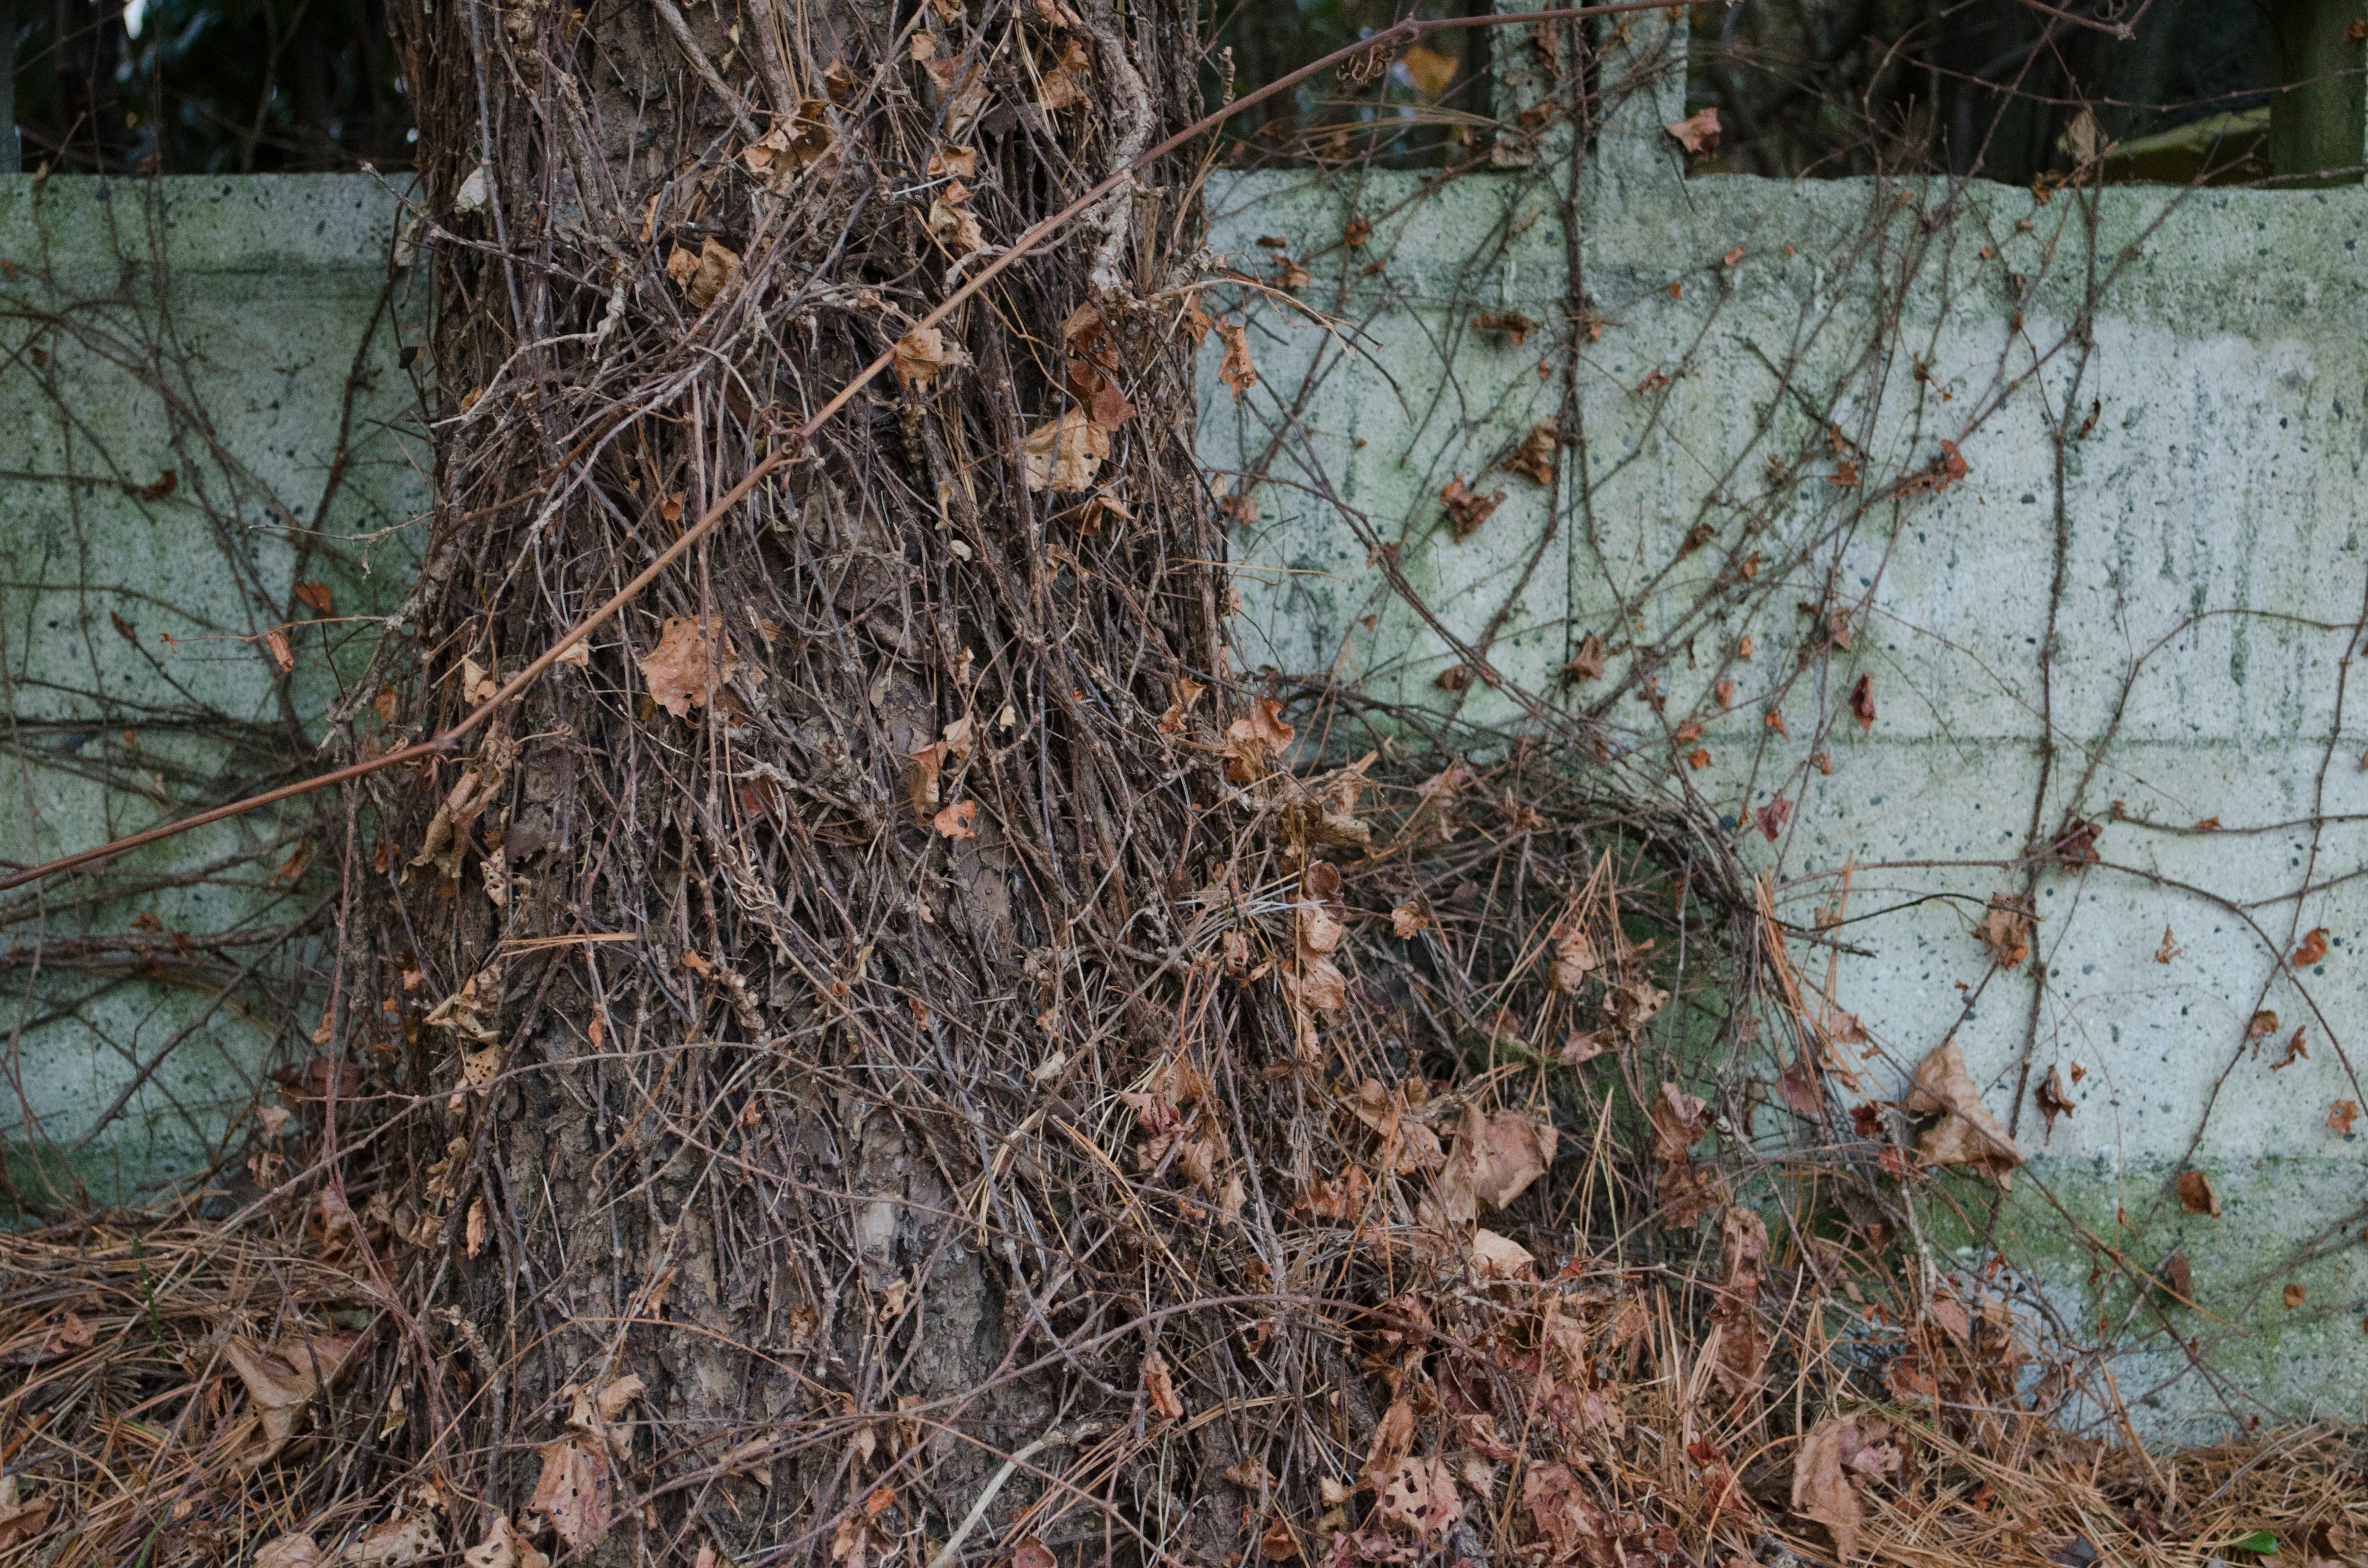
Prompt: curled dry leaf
<box><xmin>1849</xmin><ymin>672</ymin><xmax>1877</xmax><ymax>732</ymax></box>
<box><xmin>1223</xmin><ymin>698</ymin><xmax>1296</xmax><ymax>783</ymax></box>
<box><xmin>1011</xmin><ymin>1540</ymin><xmax>1057</xmax><ymax>1568</ymax></box>
<box><xmin>1142</xmin><ymin>1348</ymin><xmax>1185</xmax><ymax>1419</ymax></box>
<box><xmin>933</xmin><ymin>799</ymin><xmax>978</xmax><ymax>840</ymax></box>
<box><xmin>639</xmin><ymin>616</ymin><xmax>745</xmax><ymax>719</ymax></box>
<box><xmin>1974</xmin><ymin>895</ymin><xmax>2032</xmax><ymax>967</ymax></box>
<box><xmin>891</xmin><ymin>324</ymin><xmax>969</xmax><ymax>388</ymax></box>
<box><xmin>461</xmin><ymin>1516</ymin><xmax>549</xmax><ymax>1568</ymax></box>
<box><xmin>1022</xmin><ymin>409</ymin><xmax>1111</xmax><ymax>493</ymax></box>
<box><xmin>424</xmin><ymin>964</ymin><xmax>503</xmax><ymax>1044</ymax></box>
<box><xmin>1663</xmin><ymin>105</ymin><xmax>1721</xmax><ymax>155</ymax></box>
<box><xmin>2176</xmin><ymin>1167</ymin><xmax>2221</xmax><ymax>1218</ymax></box>
<box><xmin>1156</xmin><ymin>676</ymin><xmax>1204</xmax><ymax>734</ymax></box>
<box><xmin>341</xmin><ymin>1516</ymin><xmax>443</xmax><ymax>1567</ymax></box>
<box><xmin>1036</xmin><ymin>37</ymin><xmax>1093</xmax><ymax>110</ymax></box>
<box><xmin>1906</xmin><ymin>1040</ymin><xmax>2023</xmax><ymax>1186</ymax></box>
<box><xmin>1548</xmin><ymin>919</ymin><xmax>1597</xmax><ymax>992</ymax></box>
<box><xmin>225</xmin><ymin>1329</ymin><xmax>361</xmax><ymax>1461</ymax></box>
<box><xmin>1524</xmin><ymin>1463</ymin><xmax>1614</xmax><ymax>1559</ymax></box>
<box><xmin>1440</xmin><ymin>476</ymin><xmax>1505</xmax><ymax>540</ymax></box>
<box><xmin>1390</xmin><ymin>901</ymin><xmax>1428</xmax><ymax>938</ymax></box>
<box><xmin>2294</xmin><ymin>926</ymin><xmax>2330</xmax><ymax>966</ymax></box>
<box><xmin>1217</xmin><ymin>321</ymin><xmax>1257</xmax><ymax>397</ymax></box>
<box><xmin>926</xmin><ymin>184</ymin><xmax>987</xmax><ymax>257</ymax></box>
<box><xmin>1790</xmin><ymin>1415</ymin><xmax>1895</xmax><ymax>1563</ymax></box>
<box><xmin>527</xmin><ymin>1435</ymin><xmax>612</xmax><ymax>1551</ymax></box>
<box><xmin>255</xmin><ymin>1536</ymin><xmax>326</xmax><ymax>1568</ymax></box>
<box><xmin>664</xmin><ymin>238</ymin><xmax>741</xmax><ymax>311</ymax></box>
<box><xmin>1434</xmin><ymin>1106</ymin><xmax>1557</xmax><ymax>1226</ymax></box>
<box><xmin>1374</xmin><ymin>1456</ymin><xmax>1463</xmax><ymax>1540</ymax></box>
<box><xmin>1506</xmin><ymin>421</ymin><xmax>1558</xmax><ymax>485</ymax></box>
<box><xmin>1468</xmin><ymin>1228</ymin><xmax>1536</xmax><ymax>1279</ymax></box>
<box><xmin>740</xmin><ymin>100</ymin><xmax>837</xmax><ymax>188</ymax></box>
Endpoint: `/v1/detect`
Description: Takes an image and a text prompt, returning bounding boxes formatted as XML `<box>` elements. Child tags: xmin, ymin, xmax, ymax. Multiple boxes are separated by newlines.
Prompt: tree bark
<box><xmin>371</xmin><ymin>0</ymin><xmax>1261</xmax><ymax>1560</ymax></box>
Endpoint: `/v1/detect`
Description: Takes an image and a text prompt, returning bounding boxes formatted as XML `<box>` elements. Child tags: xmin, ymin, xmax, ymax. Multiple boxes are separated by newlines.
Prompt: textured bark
<box><xmin>374</xmin><ymin>0</ymin><xmax>1238</xmax><ymax>1559</ymax></box>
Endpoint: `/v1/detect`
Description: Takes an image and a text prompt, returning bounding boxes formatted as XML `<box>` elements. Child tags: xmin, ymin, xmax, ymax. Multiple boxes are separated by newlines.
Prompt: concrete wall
<box><xmin>1201</xmin><ymin>15</ymin><xmax>2368</xmax><ymax>1436</ymax></box>
<box><xmin>0</xmin><ymin>175</ymin><xmax>421</xmax><ymax>1204</ymax></box>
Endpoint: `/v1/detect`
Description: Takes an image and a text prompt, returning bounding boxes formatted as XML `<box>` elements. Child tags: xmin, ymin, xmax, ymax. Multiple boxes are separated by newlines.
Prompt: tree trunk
<box><xmin>372</xmin><ymin>0</ymin><xmax>1260</xmax><ymax>1560</ymax></box>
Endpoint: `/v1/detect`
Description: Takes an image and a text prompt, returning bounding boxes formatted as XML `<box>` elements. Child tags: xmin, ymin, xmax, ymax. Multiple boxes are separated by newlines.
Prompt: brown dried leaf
<box><xmin>1142</xmin><ymin>1348</ymin><xmax>1184</xmax><ymax>1419</ymax></box>
<box><xmin>527</xmin><ymin>1436</ymin><xmax>612</xmax><ymax>1551</ymax></box>
<box><xmin>1390</xmin><ymin>901</ymin><xmax>1428</xmax><ymax>938</ymax></box>
<box><xmin>926</xmin><ymin>187</ymin><xmax>987</xmax><ymax>256</ymax></box>
<box><xmin>1223</xmin><ymin>698</ymin><xmax>1296</xmax><ymax>782</ymax></box>
<box><xmin>1440</xmin><ymin>476</ymin><xmax>1505</xmax><ymax>540</ymax></box>
<box><xmin>1906</xmin><ymin>1040</ymin><xmax>2024</xmax><ymax>1186</ymax></box>
<box><xmin>2177</xmin><ymin>1167</ymin><xmax>2221</xmax><ymax>1217</ymax></box>
<box><xmin>2295</xmin><ymin>927</ymin><xmax>2330</xmax><ymax>967</ymax></box>
<box><xmin>1021</xmin><ymin>409</ymin><xmax>1111</xmax><ymax>493</ymax></box>
<box><xmin>1434</xmin><ymin>1106</ymin><xmax>1557</xmax><ymax>1226</ymax></box>
<box><xmin>225</xmin><ymin>1331</ymin><xmax>360</xmax><ymax>1460</ymax></box>
<box><xmin>461</xmin><ymin>1516</ymin><xmax>549</xmax><ymax>1568</ymax></box>
<box><xmin>1216</xmin><ymin>319</ymin><xmax>1258</xmax><ymax>398</ymax></box>
<box><xmin>933</xmin><ymin>799</ymin><xmax>978</xmax><ymax>840</ymax></box>
<box><xmin>1663</xmin><ymin>106</ymin><xmax>1721</xmax><ymax>155</ymax></box>
<box><xmin>664</xmin><ymin>238</ymin><xmax>741</xmax><ymax>311</ymax></box>
<box><xmin>1791</xmin><ymin>1417</ymin><xmax>1870</xmax><ymax>1562</ymax></box>
<box><xmin>1037</xmin><ymin>38</ymin><xmax>1093</xmax><ymax>110</ymax></box>
<box><xmin>1506</xmin><ymin>421</ymin><xmax>1558</xmax><ymax>485</ymax></box>
<box><xmin>1973</xmin><ymin>895</ymin><xmax>2033</xmax><ymax>966</ymax></box>
<box><xmin>1156</xmin><ymin>677</ymin><xmax>1205</xmax><ymax>734</ymax></box>
<box><xmin>340</xmin><ymin>1517</ymin><xmax>443</xmax><ymax>1567</ymax></box>
<box><xmin>891</xmin><ymin>324</ymin><xmax>969</xmax><ymax>388</ymax></box>
<box><xmin>638</xmin><ymin>616</ymin><xmax>743</xmax><ymax>719</ymax></box>
<box><xmin>1468</xmin><ymin>1228</ymin><xmax>1536</xmax><ymax>1279</ymax></box>
<box><xmin>1375</xmin><ymin>1456</ymin><xmax>1462</xmax><ymax>1540</ymax></box>
<box><xmin>255</xmin><ymin>1537</ymin><xmax>326</xmax><ymax>1568</ymax></box>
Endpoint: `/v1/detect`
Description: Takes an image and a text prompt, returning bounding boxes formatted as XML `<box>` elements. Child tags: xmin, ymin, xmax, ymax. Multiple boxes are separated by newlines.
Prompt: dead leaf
<box><xmin>1973</xmin><ymin>895</ymin><xmax>2031</xmax><ymax>967</ymax></box>
<box><xmin>1011</xmin><ymin>1541</ymin><xmax>1057</xmax><ymax>1568</ymax></box>
<box><xmin>2285</xmin><ymin>1282</ymin><xmax>2307</xmax><ymax>1309</ymax></box>
<box><xmin>1223</xmin><ymin>698</ymin><xmax>1296</xmax><ymax>782</ymax></box>
<box><xmin>256</xmin><ymin>1537</ymin><xmax>327</xmax><ymax>1568</ymax></box>
<box><xmin>2177</xmin><ymin>1167</ymin><xmax>2221</xmax><ymax>1217</ymax></box>
<box><xmin>1037</xmin><ymin>38</ymin><xmax>1093</xmax><ymax>110</ymax></box>
<box><xmin>2331</xmin><ymin>1099</ymin><xmax>2359</xmax><ymax>1136</ymax></box>
<box><xmin>2036</xmin><ymin>1066</ymin><xmax>2074</xmax><ymax>1137</ymax></box>
<box><xmin>1374</xmin><ymin>1456</ymin><xmax>1462</xmax><ymax>1540</ymax></box>
<box><xmin>1849</xmin><ymin>672</ymin><xmax>1876</xmax><ymax>732</ymax></box>
<box><xmin>926</xmin><ymin>186</ymin><xmax>987</xmax><ymax>256</ymax></box>
<box><xmin>1468</xmin><ymin>1228</ymin><xmax>1536</xmax><ymax>1279</ymax></box>
<box><xmin>1563</xmin><ymin>631</ymin><xmax>1606</xmax><ymax>683</ymax></box>
<box><xmin>1505</xmin><ymin>421</ymin><xmax>1558</xmax><ymax>485</ymax></box>
<box><xmin>1440</xmin><ymin>476</ymin><xmax>1505</xmax><ymax>540</ymax></box>
<box><xmin>1471</xmin><ymin>310</ymin><xmax>1534</xmax><ymax>345</ymax></box>
<box><xmin>1217</xmin><ymin>320</ymin><xmax>1258</xmax><ymax>398</ymax></box>
<box><xmin>1663</xmin><ymin>107</ymin><xmax>1720</xmax><ymax>155</ymax></box>
<box><xmin>1791</xmin><ymin>1416</ymin><xmax>1894</xmax><ymax>1563</ymax></box>
<box><xmin>740</xmin><ymin>101</ymin><xmax>837</xmax><ymax>187</ymax></box>
<box><xmin>1142</xmin><ymin>1348</ymin><xmax>1184</xmax><ymax>1419</ymax></box>
<box><xmin>225</xmin><ymin>1330</ymin><xmax>361</xmax><ymax>1460</ymax></box>
<box><xmin>294</xmin><ymin>580</ymin><xmax>334</xmax><ymax>615</ymax></box>
<box><xmin>266</xmin><ymin>627</ymin><xmax>296</xmax><ymax>675</ymax></box>
<box><xmin>934</xmin><ymin>799</ymin><xmax>978</xmax><ymax>840</ymax></box>
<box><xmin>1021</xmin><ymin>409</ymin><xmax>1111</xmax><ymax>493</ymax></box>
<box><xmin>1548</xmin><ymin>920</ymin><xmax>1597</xmax><ymax>992</ymax></box>
<box><xmin>461</xmin><ymin>1516</ymin><xmax>549</xmax><ymax>1568</ymax></box>
<box><xmin>1434</xmin><ymin>1106</ymin><xmax>1557</xmax><ymax>1225</ymax></box>
<box><xmin>2295</xmin><ymin>927</ymin><xmax>2330</xmax><ymax>967</ymax></box>
<box><xmin>892</xmin><ymin>324</ymin><xmax>969</xmax><ymax>388</ymax></box>
<box><xmin>927</xmin><ymin>143</ymin><xmax>977</xmax><ymax>179</ymax></box>
<box><xmin>665</xmin><ymin>238</ymin><xmax>741</xmax><ymax>311</ymax></box>
<box><xmin>527</xmin><ymin>1436</ymin><xmax>612</xmax><ymax>1551</ymax></box>
<box><xmin>638</xmin><ymin>616</ymin><xmax>744</xmax><ymax>719</ymax></box>
<box><xmin>1524</xmin><ymin>1463</ymin><xmax>1613</xmax><ymax>1558</ymax></box>
<box><xmin>424</xmin><ymin>965</ymin><xmax>503</xmax><ymax>1044</ymax></box>
<box><xmin>1906</xmin><ymin>1040</ymin><xmax>2024</xmax><ymax>1186</ymax></box>
<box><xmin>1157</xmin><ymin>677</ymin><xmax>1205</xmax><ymax>734</ymax></box>
<box><xmin>341</xmin><ymin>1517</ymin><xmax>442</xmax><ymax>1567</ymax></box>
<box><xmin>1390</xmin><ymin>901</ymin><xmax>1427</xmax><ymax>938</ymax></box>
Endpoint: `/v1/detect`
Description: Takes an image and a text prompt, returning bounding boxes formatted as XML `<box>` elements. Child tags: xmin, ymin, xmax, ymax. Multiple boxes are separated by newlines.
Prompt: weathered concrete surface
<box><xmin>1202</xmin><ymin>13</ymin><xmax>2368</xmax><ymax>1436</ymax></box>
<box><xmin>0</xmin><ymin>175</ymin><xmax>421</xmax><ymax>1204</ymax></box>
